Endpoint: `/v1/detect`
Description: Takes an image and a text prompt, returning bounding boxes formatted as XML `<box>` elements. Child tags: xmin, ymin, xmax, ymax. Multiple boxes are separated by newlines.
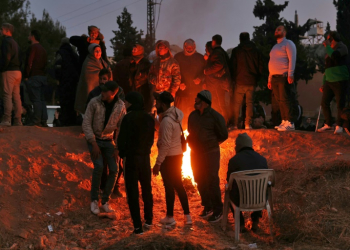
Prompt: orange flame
<box><xmin>181</xmin><ymin>130</ymin><xmax>196</xmax><ymax>186</ymax></box>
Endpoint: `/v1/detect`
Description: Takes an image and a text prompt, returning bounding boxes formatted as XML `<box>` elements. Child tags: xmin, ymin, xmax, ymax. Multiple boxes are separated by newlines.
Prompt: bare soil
<box><xmin>0</xmin><ymin>126</ymin><xmax>349</xmax><ymax>250</ymax></box>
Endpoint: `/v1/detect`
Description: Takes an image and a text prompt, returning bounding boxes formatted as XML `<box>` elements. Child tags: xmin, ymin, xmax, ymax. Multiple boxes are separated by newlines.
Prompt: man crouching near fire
<box><xmin>187</xmin><ymin>90</ymin><xmax>228</xmax><ymax>223</ymax></box>
<box><xmin>83</xmin><ymin>81</ymin><xmax>126</xmax><ymax>215</ymax></box>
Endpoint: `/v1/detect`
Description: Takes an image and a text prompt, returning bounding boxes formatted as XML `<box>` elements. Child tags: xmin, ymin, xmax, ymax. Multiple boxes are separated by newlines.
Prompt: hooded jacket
<box><xmin>156</xmin><ymin>106</ymin><xmax>184</xmax><ymax>165</ymax></box>
<box><xmin>204</xmin><ymin>46</ymin><xmax>231</xmax><ymax>91</ymax></box>
<box><xmin>82</xmin><ymin>95</ymin><xmax>126</xmax><ymax>147</ymax></box>
<box><xmin>230</xmin><ymin>41</ymin><xmax>263</xmax><ymax>86</ymax></box>
<box><xmin>117</xmin><ymin>92</ymin><xmax>155</xmax><ymax>159</ymax></box>
<box><xmin>323</xmin><ymin>42</ymin><xmax>349</xmax><ymax>84</ymax></box>
<box><xmin>174</xmin><ymin>48</ymin><xmax>205</xmax><ymax>98</ymax></box>
<box><xmin>149</xmin><ymin>40</ymin><xmax>181</xmax><ymax>96</ymax></box>
<box><xmin>187</xmin><ymin>106</ymin><xmax>228</xmax><ymax>153</ymax></box>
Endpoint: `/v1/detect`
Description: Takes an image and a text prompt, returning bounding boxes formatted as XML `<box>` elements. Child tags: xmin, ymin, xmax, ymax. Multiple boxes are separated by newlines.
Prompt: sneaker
<box><xmin>334</xmin><ymin>126</ymin><xmax>343</xmax><ymax>134</ymax></box>
<box><xmin>199</xmin><ymin>208</ymin><xmax>213</xmax><ymax>218</ymax></box>
<box><xmin>90</xmin><ymin>200</ymin><xmax>100</xmax><ymax>215</ymax></box>
<box><xmin>184</xmin><ymin>214</ymin><xmax>192</xmax><ymax>225</ymax></box>
<box><xmin>208</xmin><ymin>212</ymin><xmax>223</xmax><ymax>223</ymax></box>
<box><xmin>277</xmin><ymin>121</ymin><xmax>295</xmax><ymax>131</ymax></box>
<box><xmin>101</xmin><ymin>202</ymin><xmax>115</xmax><ymax>213</ymax></box>
<box><xmin>274</xmin><ymin>120</ymin><xmax>285</xmax><ymax>130</ymax></box>
<box><xmin>133</xmin><ymin>228</ymin><xmax>143</xmax><ymax>235</ymax></box>
<box><xmin>317</xmin><ymin>124</ymin><xmax>332</xmax><ymax>132</ymax></box>
<box><xmin>144</xmin><ymin>220</ymin><xmax>152</xmax><ymax>229</ymax></box>
<box><xmin>245</xmin><ymin>125</ymin><xmax>252</xmax><ymax>130</ymax></box>
<box><xmin>0</xmin><ymin>121</ymin><xmax>11</xmax><ymax>127</ymax></box>
<box><xmin>160</xmin><ymin>216</ymin><xmax>176</xmax><ymax>226</ymax></box>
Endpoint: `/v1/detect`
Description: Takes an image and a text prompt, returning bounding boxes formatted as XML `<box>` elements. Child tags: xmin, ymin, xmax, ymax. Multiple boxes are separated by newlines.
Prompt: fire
<box><xmin>181</xmin><ymin>130</ymin><xmax>196</xmax><ymax>186</ymax></box>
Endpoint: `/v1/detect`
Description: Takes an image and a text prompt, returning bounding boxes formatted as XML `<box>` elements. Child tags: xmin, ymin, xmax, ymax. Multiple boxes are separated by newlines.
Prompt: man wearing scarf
<box><xmin>149</xmin><ymin>40</ymin><xmax>181</xmax><ymax>98</ymax></box>
<box><xmin>174</xmin><ymin>39</ymin><xmax>205</xmax><ymax>127</ymax></box>
<box><xmin>129</xmin><ymin>44</ymin><xmax>152</xmax><ymax>112</ymax></box>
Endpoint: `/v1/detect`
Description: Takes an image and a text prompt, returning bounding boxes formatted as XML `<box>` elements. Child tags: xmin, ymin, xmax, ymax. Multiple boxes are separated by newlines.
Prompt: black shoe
<box><xmin>41</xmin><ymin>122</ymin><xmax>49</xmax><ymax>127</ymax></box>
<box><xmin>208</xmin><ymin>212</ymin><xmax>223</xmax><ymax>223</ymax></box>
<box><xmin>133</xmin><ymin>228</ymin><xmax>144</xmax><ymax>235</ymax></box>
<box><xmin>199</xmin><ymin>208</ymin><xmax>213</xmax><ymax>218</ymax></box>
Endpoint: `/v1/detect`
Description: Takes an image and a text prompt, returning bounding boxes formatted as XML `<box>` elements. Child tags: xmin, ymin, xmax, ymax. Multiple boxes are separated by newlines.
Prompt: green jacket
<box><xmin>323</xmin><ymin>43</ymin><xmax>349</xmax><ymax>84</ymax></box>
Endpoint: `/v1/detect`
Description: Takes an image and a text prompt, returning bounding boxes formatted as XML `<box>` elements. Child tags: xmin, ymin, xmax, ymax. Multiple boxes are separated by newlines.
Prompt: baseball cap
<box><xmin>100</xmin><ymin>81</ymin><xmax>119</xmax><ymax>92</ymax></box>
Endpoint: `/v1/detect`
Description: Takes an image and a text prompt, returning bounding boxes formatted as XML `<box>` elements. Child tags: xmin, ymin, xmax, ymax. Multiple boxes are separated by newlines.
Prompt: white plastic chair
<box><xmin>221</xmin><ymin>169</ymin><xmax>275</xmax><ymax>242</ymax></box>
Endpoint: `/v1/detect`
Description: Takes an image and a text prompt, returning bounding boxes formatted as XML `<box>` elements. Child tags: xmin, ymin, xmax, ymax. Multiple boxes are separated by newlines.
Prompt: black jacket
<box><xmin>230</xmin><ymin>41</ymin><xmax>263</xmax><ymax>86</ymax></box>
<box><xmin>129</xmin><ymin>57</ymin><xmax>151</xmax><ymax>90</ymax></box>
<box><xmin>55</xmin><ymin>43</ymin><xmax>80</xmax><ymax>83</ymax></box>
<box><xmin>174</xmin><ymin>52</ymin><xmax>205</xmax><ymax>98</ymax></box>
<box><xmin>227</xmin><ymin>147</ymin><xmax>268</xmax><ymax>205</ymax></box>
<box><xmin>204</xmin><ymin>46</ymin><xmax>231</xmax><ymax>91</ymax></box>
<box><xmin>187</xmin><ymin>107</ymin><xmax>228</xmax><ymax>153</ymax></box>
<box><xmin>69</xmin><ymin>36</ymin><xmax>108</xmax><ymax>70</ymax></box>
<box><xmin>117</xmin><ymin>100</ymin><xmax>155</xmax><ymax>159</ymax></box>
<box><xmin>0</xmin><ymin>36</ymin><xmax>21</xmax><ymax>72</ymax></box>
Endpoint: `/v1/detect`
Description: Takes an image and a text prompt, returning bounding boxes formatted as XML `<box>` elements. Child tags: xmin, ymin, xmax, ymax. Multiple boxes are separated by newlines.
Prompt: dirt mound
<box><xmin>0</xmin><ymin>127</ymin><xmax>349</xmax><ymax>249</ymax></box>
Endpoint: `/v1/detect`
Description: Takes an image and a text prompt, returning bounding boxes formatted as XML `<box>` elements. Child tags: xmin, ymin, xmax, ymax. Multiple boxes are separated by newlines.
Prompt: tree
<box><xmin>333</xmin><ymin>0</ymin><xmax>350</xmax><ymax>49</ymax></box>
<box><xmin>110</xmin><ymin>7</ymin><xmax>143</xmax><ymax>63</ymax></box>
<box><xmin>252</xmin><ymin>0</ymin><xmax>316</xmax><ymax>105</ymax></box>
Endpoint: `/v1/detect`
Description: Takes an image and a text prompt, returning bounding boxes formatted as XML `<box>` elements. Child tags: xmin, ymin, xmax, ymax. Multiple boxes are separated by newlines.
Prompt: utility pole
<box><xmin>145</xmin><ymin>0</ymin><xmax>156</xmax><ymax>54</ymax></box>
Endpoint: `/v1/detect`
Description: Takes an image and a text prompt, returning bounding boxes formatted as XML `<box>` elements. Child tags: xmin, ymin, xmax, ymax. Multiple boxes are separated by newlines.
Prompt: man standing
<box><xmin>267</xmin><ymin>26</ymin><xmax>297</xmax><ymax>131</ymax></box>
<box><xmin>24</xmin><ymin>30</ymin><xmax>48</xmax><ymax>127</ymax></box>
<box><xmin>83</xmin><ymin>81</ymin><xmax>126</xmax><ymax>215</ymax></box>
<box><xmin>149</xmin><ymin>40</ymin><xmax>181</xmax><ymax>97</ymax></box>
<box><xmin>226</xmin><ymin>133</ymin><xmax>268</xmax><ymax>232</ymax></box>
<box><xmin>204</xmin><ymin>34</ymin><xmax>231</xmax><ymax>122</ymax></box>
<box><xmin>0</xmin><ymin>23</ymin><xmax>22</xmax><ymax>126</ymax></box>
<box><xmin>118</xmin><ymin>92</ymin><xmax>155</xmax><ymax>235</ymax></box>
<box><xmin>187</xmin><ymin>90</ymin><xmax>228</xmax><ymax>223</ymax></box>
<box><xmin>318</xmin><ymin>31</ymin><xmax>349</xmax><ymax>134</ymax></box>
<box><xmin>174</xmin><ymin>39</ymin><xmax>205</xmax><ymax>126</ymax></box>
<box><xmin>152</xmin><ymin>91</ymin><xmax>192</xmax><ymax>226</ymax></box>
<box><xmin>230</xmin><ymin>32</ymin><xmax>263</xmax><ymax>129</ymax></box>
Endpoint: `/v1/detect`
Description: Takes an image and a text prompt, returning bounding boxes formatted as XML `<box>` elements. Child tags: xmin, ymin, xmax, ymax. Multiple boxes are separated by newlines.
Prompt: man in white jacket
<box><xmin>152</xmin><ymin>91</ymin><xmax>192</xmax><ymax>226</ymax></box>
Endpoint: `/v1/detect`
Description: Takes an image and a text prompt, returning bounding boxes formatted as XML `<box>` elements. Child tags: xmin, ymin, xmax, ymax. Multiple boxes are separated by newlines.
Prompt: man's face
<box><xmin>306</xmin><ymin>118</ymin><xmax>311</xmax><ymax>124</ymax></box>
<box><xmin>274</xmin><ymin>26</ymin><xmax>286</xmax><ymax>39</ymax></box>
<box><xmin>89</xmin><ymin>30</ymin><xmax>99</xmax><ymax>40</ymax></box>
<box><xmin>184</xmin><ymin>44</ymin><xmax>195</xmax><ymax>54</ymax></box>
<box><xmin>0</xmin><ymin>27</ymin><xmax>9</xmax><ymax>36</ymax></box>
<box><xmin>94</xmin><ymin>47</ymin><xmax>102</xmax><ymax>59</ymax></box>
<box><xmin>99</xmin><ymin>74</ymin><xmax>108</xmax><ymax>85</ymax></box>
<box><xmin>327</xmin><ymin>35</ymin><xmax>337</xmax><ymax>49</ymax></box>
<box><xmin>158</xmin><ymin>44</ymin><xmax>168</xmax><ymax>56</ymax></box>
<box><xmin>132</xmin><ymin>46</ymin><xmax>139</xmax><ymax>56</ymax></box>
<box><xmin>194</xmin><ymin>97</ymin><xmax>203</xmax><ymax>110</ymax></box>
<box><xmin>155</xmin><ymin>99</ymin><xmax>165</xmax><ymax>114</ymax></box>
<box><xmin>101</xmin><ymin>90</ymin><xmax>116</xmax><ymax>102</ymax></box>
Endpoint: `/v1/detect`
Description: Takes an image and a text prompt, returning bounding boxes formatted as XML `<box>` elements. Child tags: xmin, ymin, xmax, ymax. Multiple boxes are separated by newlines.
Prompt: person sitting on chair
<box><xmin>226</xmin><ymin>133</ymin><xmax>268</xmax><ymax>232</ymax></box>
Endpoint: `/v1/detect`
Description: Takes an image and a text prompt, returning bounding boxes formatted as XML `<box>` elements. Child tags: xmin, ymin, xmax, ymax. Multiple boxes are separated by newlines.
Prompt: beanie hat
<box><xmin>197</xmin><ymin>90</ymin><xmax>212</xmax><ymax>105</ymax></box>
<box><xmin>88</xmin><ymin>43</ymin><xmax>100</xmax><ymax>54</ymax></box>
<box><xmin>88</xmin><ymin>25</ymin><xmax>99</xmax><ymax>33</ymax></box>
<box><xmin>235</xmin><ymin>133</ymin><xmax>253</xmax><ymax>152</ymax></box>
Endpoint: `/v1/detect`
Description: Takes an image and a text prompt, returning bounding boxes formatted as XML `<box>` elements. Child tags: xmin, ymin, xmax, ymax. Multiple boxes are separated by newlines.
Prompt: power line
<box><xmin>66</xmin><ymin>0</ymin><xmax>143</xmax><ymax>30</ymax></box>
<box><xmin>62</xmin><ymin>0</ymin><xmax>123</xmax><ymax>23</ymax></box>
<box><xmin>155</xmin><ymin>0</ymin><xmax>163</xmax><ymax>31</ymax></box>
<box><xmin>55</xmin><ymin>0</ymin><xmax>101</xmax><ymax>19</ymax></box>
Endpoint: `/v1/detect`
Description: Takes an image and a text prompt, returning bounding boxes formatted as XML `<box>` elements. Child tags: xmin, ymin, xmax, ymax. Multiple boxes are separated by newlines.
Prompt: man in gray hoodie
<box><xmin>152</xmin><ymin>91</ymin><xmax>192</xmax><ymax>226</ymax></box>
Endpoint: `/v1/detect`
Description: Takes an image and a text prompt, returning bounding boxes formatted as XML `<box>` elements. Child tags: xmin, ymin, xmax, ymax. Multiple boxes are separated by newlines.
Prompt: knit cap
<box><xmin>197</xmin><ymin>90</ymin><xmax>212</xmax><ymax>105</ymax></box>
<box><xmin>235</xmin><ymin>133</ymin><xmax>253</xmax><ymax>152</ymax></box>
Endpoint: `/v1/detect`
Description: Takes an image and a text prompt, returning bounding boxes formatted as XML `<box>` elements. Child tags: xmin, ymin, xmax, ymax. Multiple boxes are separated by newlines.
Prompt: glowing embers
<box><xmin>181</xmin><ymin>130</ymin><xmax>196</xmax><ymax>186</ymax></box>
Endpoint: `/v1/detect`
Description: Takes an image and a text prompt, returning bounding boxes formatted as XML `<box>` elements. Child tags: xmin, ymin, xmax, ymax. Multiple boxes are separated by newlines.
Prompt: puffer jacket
<box><xmin>156</xmin><ymin>106</ymin><xmax>184</xmax><ymax>165</ymax></box>
<box><xmin>149</xmin><ymin>40</ymin><xmax>181</xmax><ymax>96</ymax></box>
<box><xmin>82</xmin><ymin>95</ymin><xmax>126</xmax><ymax>147</ymax></box>
<box><xmin>187</xmin><ymin>106</ymin><xmax>228</xmax><ymax>153</ymax></box>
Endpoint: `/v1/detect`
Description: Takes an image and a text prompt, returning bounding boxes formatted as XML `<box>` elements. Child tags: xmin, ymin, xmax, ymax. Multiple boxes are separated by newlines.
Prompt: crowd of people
<box><xmin>1</xmin><ymin>22</ymin><xmax>349</xmax><ymax>235</ymax></box>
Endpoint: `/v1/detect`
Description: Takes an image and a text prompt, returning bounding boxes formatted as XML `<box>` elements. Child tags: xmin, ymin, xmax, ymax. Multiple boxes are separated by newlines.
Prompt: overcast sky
<box><xmin>30</xmin><ymin>0</ymin><xmax>336</xmax><ymax>55</ymax></box>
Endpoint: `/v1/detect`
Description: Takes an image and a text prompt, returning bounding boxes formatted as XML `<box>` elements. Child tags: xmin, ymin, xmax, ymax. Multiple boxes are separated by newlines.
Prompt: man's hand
<box><xmin>179</xmin><ymin>83</ymin><xmax>186</xmax><ymax>91</ymax></box>
<box><xmin>267</xmin><ymin>82</ymin><xmax>272</xmax><ymax>90</ymax></box>
<box><xmin>288</xmin><ymin>76</ymin><xmax>294</xmax><ymax>84</ymax></box>
<box><xmin>152</xmin><ymin>164</ymin><xmax>161</xmax><ymax>176</ymax></box>
<box><xmin>90</xmin><ymin>142</ymin><xmax>101</xmax><ymax>160</ymax></box>
<box><xmin>319</xmin><ymin>86</ymin><xmax>324</xmax><ymax>93</ymax></box>
<box><xmin>193</xmin><ymin>78</ymin><xmax>201</xmax><ymax>85</ymax></box>
<box><xmin>113</xmin><ymin>149</ymin><xmax>119</xmax><ymax>161</ymax></box>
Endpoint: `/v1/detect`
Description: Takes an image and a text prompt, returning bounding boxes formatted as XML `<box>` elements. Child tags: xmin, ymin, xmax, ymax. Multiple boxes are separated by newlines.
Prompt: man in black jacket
<box><xmin>118</xmin><ymin>92</ymin><xmax>155</xmax><ymax>235</ymax></box>
<box><xmin>188</xmin><ymin>90</ymin><xmax>228</xmax><ymax>223</ymax></box>
<box><xmin>227</xmin><ymin>133</ymin><xmax>268</xmax><ymax>232</ymax></box>
<box><xmin>204</xmin><ymin>35</ymin><xmax>231</xmax><ymax>122</ymax></box>
<box><xmin>0</xmin><ymin>23</ymin><xmax>22</xmax><ymax>127</ymax></box>
<box><xmin>230</xmin><ymin>32</ymin><xmax>263</xmax><ymax>129</ymax></box>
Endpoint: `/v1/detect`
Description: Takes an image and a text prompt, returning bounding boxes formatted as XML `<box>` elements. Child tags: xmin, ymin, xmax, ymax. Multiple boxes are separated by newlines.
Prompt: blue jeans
<box><xmin>26</xmin><ymin>76</ymin><xmax>48</xmax><ymax>124</ymax></box>
<box><xmin>88</xmin><ymin>140</ymin><xmax>118</xmax><ymax>203</ymax></box>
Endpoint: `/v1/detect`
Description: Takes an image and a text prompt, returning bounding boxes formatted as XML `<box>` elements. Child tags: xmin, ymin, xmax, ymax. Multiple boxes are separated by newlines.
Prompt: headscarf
<box><xmin>88</xmin><ymin>43</ymin><xmax>100</xmax><ymax>55</ymax></box>
<box><xmin>183</xmin><ymin>39</ymin><xmax>196</xmax><ymax>56</ymax></box>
